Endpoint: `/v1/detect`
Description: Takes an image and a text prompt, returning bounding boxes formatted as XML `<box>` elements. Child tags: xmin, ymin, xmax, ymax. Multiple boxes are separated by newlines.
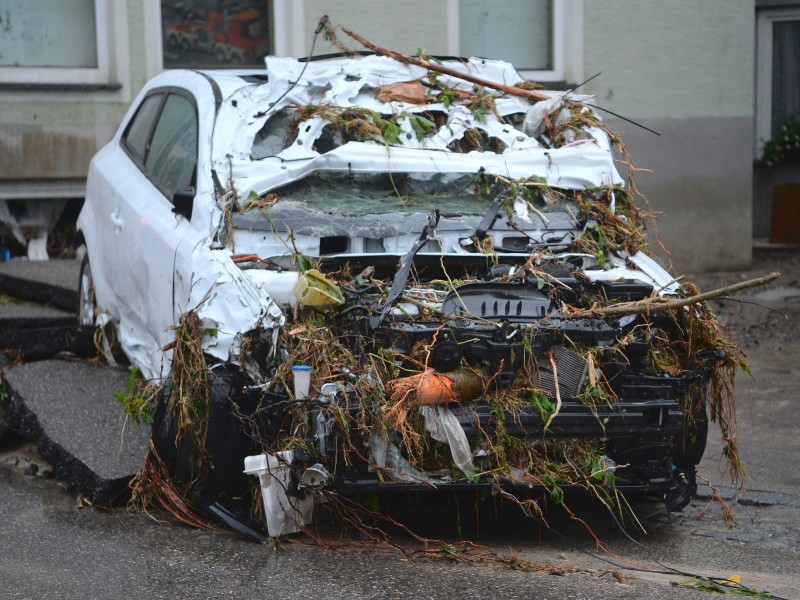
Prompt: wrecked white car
<box><xmin>79</xmin><ymin>52</ymin><xmax>740</xmax><ymax>539</ymax></box>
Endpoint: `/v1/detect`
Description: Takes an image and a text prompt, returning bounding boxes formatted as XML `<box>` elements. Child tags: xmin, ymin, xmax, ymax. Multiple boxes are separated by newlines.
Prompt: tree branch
<box><xmin>339</xmin><ymin>26</ymin><xmax>550</xmax><ymax>103</ymax></box>
<box><xmin>571</xmin><ymin>272</ymin><xmax>781</xmax><ymax>318</ymax></box>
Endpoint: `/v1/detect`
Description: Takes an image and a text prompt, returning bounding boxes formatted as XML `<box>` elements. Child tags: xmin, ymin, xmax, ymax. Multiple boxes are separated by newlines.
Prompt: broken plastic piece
<box><xmin>371</xmin><ymin>431</ymin><xmax>432</xmax><ymax>483</ymax></box>
<box><xmin>293</xmin><ymin>268</ymin><xmax>345</xmax><ymax>311</ymax></box>
<box><xmin>298</xmin><ymin>463</ymin><xmax>331</xmax><ymax>490</ymax></box>
<box><xmin>243</xmin><ymin>451</ymin><xmax>315</xmax><ymax>537</ymax></box>
<box><xmin>192</xmin><ymin>494</ymin><xmax>267</xmax><ymax>543</ymax></box>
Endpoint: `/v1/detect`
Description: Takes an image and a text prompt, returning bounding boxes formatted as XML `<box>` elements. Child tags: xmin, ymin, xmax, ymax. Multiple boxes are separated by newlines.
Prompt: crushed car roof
<box><xmin>210</xmin><ymin>54</ymin><xmax>624</xmax><ymax>198</ymax></box>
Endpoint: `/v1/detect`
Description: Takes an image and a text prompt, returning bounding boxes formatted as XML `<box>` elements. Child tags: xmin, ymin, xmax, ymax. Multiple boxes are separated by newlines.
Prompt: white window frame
<box><xmin>755</xmin><ymin>7</ymin><xmax>800</xmax><ymax>156</ymax></box>
<box><xmin>446</xmin><ymin>0</ymin><xmax>570</xmax><ymax>82</ymax></box>
<box><xmin>0</xmin><ymin>0</ymin><xmax>111</xmax><ymax>85</ymax></box>
<box><xmin>144</xmin><ymin>0</ymin><xmax>299</xmax><ymax>79</ymax></box>
<box><xmin>272</xmin><ymin>0</ymin><xmax>306</xmax><ymax>57</ymax></box>
<box><xmin>146</xmin><ymin>1</ymin><xmax>581</xmax><ymax>82</ymax></box>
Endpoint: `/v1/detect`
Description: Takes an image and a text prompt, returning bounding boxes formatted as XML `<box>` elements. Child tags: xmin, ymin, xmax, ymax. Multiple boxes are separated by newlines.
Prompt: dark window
<box><xmin>123</xmin><ymin>94</ymin><xmax>164</xmax><ymax>162</ymax></box>
<box><xmin>145</xmin><ymin>94</ymin><xmax>198</xmax><ymax>199</ymax></box>
<box><xmin>771</xmin><ymin>19</ymin><xmax>800</xmax><ymax>138</ymax></box>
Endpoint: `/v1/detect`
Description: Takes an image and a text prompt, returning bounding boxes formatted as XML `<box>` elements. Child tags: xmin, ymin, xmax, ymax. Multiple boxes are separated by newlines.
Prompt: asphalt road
<box><xmin>0</xmin><ymin>458</ymin><xmax>727</xmax><ymax>600</ymax></box>
<box><xmin>1</xmin><ymin>253</ymin><xmax>798</xmax><ymax>599</ymax></box>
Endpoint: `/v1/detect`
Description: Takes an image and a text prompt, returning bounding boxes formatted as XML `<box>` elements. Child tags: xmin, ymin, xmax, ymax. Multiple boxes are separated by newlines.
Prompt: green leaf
<box><xmin>408</xmin><ymin>115</ymin><xmax>436</xmax><ymax>140</ymax></box>
<box><xmin>530</xmin><ymin>390</ymin><xmax>554</xmax><ymax>422</ymax></box>
<box><xmin>473</xmin><ymin>101</ymin><xmax>488</xmax><ymax>123</ymax></box>
<box><xmin>379</xmin><ymin>119</ymin><xmax>402</xmax><ymax>145</ymax></box>
<box><xmin>296</xmin><ymin>253</ymin><xmax>314</xmax><ymax>273</ymax></box>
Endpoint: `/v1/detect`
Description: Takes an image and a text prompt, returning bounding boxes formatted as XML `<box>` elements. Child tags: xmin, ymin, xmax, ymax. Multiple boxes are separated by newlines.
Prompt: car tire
<box><xmin>77</xmin><ymin>255</ymin><xmax>96</xmax><ymax>327</ymax></box>
<box><xmin>150</xmin><ymin>368</ymin><xmax>284</xmax><ymax>499</ymax></box>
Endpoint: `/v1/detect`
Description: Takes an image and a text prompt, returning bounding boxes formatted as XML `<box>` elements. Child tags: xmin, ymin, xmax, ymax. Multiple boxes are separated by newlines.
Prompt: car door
<box><xmin>112</xmin><ymin>90</ymin><xmax>200</xmax><ymax>356</ymax></box>
<box><xmin>81</xmin><ymin>79</ymin><xmax>213</xmax><ymax>379</ymax></box>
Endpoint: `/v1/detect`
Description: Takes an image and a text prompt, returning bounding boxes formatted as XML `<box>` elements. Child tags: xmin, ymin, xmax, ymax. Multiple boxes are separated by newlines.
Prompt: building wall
<box><xmin>0</xmin><ymin>0</ymin><xmax>147</xmax><ymax>199</ymax></box>
<box><xmin>581</xmin><ymin>1</ymin><xmax>755</xmax><ymax>272</ymax></box>
<box><xmin>302</xmin><ymin>1</ymin><xmax>450</xmax><ymax>56</ymax></box>
<box><xmin>0</xmin><ymin>0</ymin><xmax>756</xmax><ymax>272</ymax></box>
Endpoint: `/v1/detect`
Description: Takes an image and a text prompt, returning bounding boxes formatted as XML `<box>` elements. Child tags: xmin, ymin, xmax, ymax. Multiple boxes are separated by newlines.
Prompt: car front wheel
<box><xmin>78</xmin><ymin>255</ymin><xmax>96</xmax><ymax>327</ymax></box>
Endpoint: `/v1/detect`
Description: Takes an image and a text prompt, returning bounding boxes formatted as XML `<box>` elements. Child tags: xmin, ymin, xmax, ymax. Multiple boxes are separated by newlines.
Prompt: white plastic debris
<box><xmin>26</xmin><ymin>235</ymin><xmax>48</xmax><ymax>261</ymax></box>
<box><xmin>522</xmin><ymin>95</ymin><xmax>566</xmax><ymax>139</ymax></box>
<box><xmin>243</xmin><ymin>451</ymin><xmax>315</xmax><ymax>537</ymax></box>
<box><xmin>292</xmin><ymin>365</ymin><xmax>311</xmax><ymax>399</ymax></box>
<box><xmin>298</xmin><ymin>463</ymin><xmax>331</xmax><ymax>490</ymax></box>
<box><xmin>421</xmin><ymin>405</ymin><xmax>476</xmax><ymax>478</ymax></box>
<box><xmin>370</xmin><ymin>431</ymin><xmax>432</xmax><ymax>483</ymax></box>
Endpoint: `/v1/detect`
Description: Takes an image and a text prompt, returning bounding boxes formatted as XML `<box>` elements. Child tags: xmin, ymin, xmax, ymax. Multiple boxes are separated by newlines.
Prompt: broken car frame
<box><xmin>78</xmin><ymin>26</ymin><xmax>770</xmax><ymax>539</ymax></box>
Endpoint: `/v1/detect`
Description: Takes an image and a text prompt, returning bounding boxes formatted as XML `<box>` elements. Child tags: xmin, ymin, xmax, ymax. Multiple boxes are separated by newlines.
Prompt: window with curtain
<box><xmin>459</xmin><ymin>0</ymin><xmax>552</xmax><ymax>71</ymax></box>
<box><xmin>0</xmin><ymin>0</ymin><xmax>98</xmax><ymax>68</ymax></box>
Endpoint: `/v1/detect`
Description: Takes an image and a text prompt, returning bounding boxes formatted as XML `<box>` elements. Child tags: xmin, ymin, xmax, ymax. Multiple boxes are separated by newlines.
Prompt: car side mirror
<box><xmin>172</xmin><ymin>188</ymin><xmax>195</xmax><ymax>220</ymax></box>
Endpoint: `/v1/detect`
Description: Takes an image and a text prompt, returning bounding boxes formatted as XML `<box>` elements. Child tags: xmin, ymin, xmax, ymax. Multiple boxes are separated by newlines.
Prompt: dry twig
<box><xmin>340</xmin><ymin>26</ymin><xmax>549</xmax><ymax>103</ymax></box>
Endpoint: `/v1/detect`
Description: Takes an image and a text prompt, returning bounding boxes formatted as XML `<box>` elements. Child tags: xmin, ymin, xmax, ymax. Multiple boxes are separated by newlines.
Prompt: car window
<box><xmin>122</xmin><ymin>94</ymin><xmax>163</xmax><ymax>162</ymax></box>
<box><xmin>145</xmin><ymin>93</ymin><xmax>197</xmax><ymax>199</ymax></box>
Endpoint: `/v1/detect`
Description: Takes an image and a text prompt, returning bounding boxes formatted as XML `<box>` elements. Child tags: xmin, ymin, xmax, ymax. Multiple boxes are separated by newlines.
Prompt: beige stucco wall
<box><xmin>580</xmin><ymin>1</ymin><xmax>755</xmax><ymax>272</ymax></box>
<box><xmin>0</xmin><ymin>0</ymin><xmax>145</xmax><ymax>187</ymax></box>
<box><xmin>582</xmin><ymin>1</ymin><xmax>754</xmax><ymax>120</ymax></box>
<box><xmin>301</xmin><ymin>1</ymin><xmax>450</xmax><ymax>56</ymax></box>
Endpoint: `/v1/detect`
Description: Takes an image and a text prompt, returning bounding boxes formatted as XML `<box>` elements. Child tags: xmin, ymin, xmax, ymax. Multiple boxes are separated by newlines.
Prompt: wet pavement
<box><xmin>1</xmin><ymin>253</ymin><xmax>799</xmax><ymax>599</ymax></box>
<box><xmin>2</xmin><ymin>359</ymin><xmax>148</xmax><ymax>504</ymax></box>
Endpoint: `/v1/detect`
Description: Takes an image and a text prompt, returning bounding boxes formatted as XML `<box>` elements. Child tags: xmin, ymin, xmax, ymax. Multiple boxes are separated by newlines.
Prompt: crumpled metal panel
<box><xmin>186</xmin><ymin>249</ymin><xmax>285</xmax><ymax>370</ymax></box>
<box><xmin>211</xmin><ymin>55</ymin><xmax>623</xmax><ymax>199</ymax></box>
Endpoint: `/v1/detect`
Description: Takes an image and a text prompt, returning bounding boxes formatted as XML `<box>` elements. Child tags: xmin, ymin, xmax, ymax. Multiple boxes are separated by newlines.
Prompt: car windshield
<box><xmin>266</xmin><ymin>170</ymin><xmax>578</xmax><ymax>217</ymax></box>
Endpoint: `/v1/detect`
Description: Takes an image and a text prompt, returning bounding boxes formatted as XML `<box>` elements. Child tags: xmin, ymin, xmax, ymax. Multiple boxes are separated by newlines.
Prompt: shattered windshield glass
<box><xmin>266</xmin><ymin>170</ymin><xmax>578</xmax><ymax>217</ymax></box>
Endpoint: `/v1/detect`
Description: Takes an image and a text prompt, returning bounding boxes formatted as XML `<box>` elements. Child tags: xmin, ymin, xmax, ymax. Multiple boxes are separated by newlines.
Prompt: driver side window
<box><xmin>121</xmin><ymin>91</ymin><xmax>198</xmax><ymax>204</ymax></box>
<box><xmin>146</xmin><ymin>94</ymin><xmax>197</xmax><ymax>199</ymax></box>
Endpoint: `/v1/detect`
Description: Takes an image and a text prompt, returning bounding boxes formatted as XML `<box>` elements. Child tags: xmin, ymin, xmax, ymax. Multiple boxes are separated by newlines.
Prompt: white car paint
<box><xmin>79</xmin><ymin>55</ymin><xmax>672</xmax><ymax>382</ymax></box>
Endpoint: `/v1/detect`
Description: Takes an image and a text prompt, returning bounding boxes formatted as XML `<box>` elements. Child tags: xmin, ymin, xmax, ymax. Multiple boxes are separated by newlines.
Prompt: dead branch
<box><xmin>543</xmin><ymin>353</ymin><xmax>561</xmax><ymax>432</ymax></box>
<box><xmin>573</xmin><ymin>272</ymin><xmax>780</xmax><ymax>318</ymax></box>
<box><xmin>339</xmin><ymin>26</ymin><xmax>550</xmax><ymax>103</ymax></box>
